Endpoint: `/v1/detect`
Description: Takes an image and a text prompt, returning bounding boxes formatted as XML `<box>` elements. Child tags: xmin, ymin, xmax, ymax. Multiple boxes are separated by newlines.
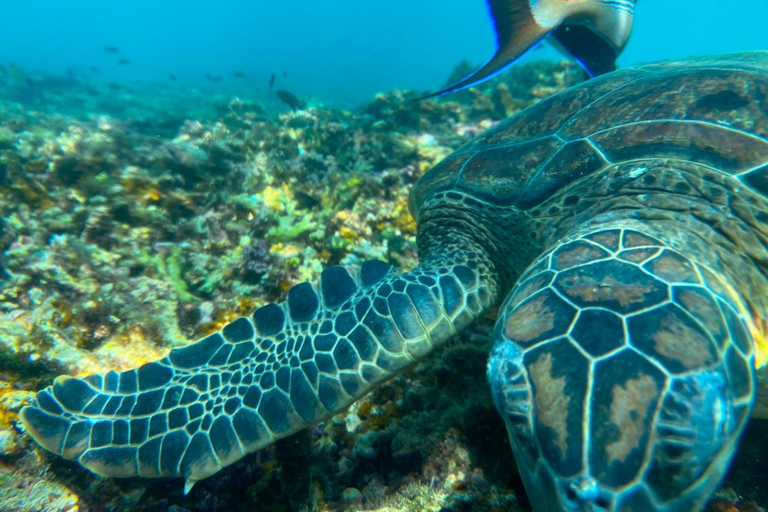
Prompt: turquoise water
<box><xmin>2</xmin><ymin>2</ymin><xmax>768</xmax><ymax>511</ymax></box>
<box><xmin>1</xmin><ymin>0</ymin><xmax>765</xmax><ymax>106</ymax></box>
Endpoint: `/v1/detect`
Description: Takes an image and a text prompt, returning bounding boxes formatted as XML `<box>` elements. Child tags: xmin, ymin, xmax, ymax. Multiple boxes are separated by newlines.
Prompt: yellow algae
<box><xmin>338</xmin><ymin>227</ymin><xmax>358</xmax><ymax>242</ymax></box>
<box><xmin>0</xmin><ymin>382</ymin><xmax>34</xmax><ymax>430</ymax></box>
<box><xmin>258</xmin><ymin>184</ymin><xmax>297</xmax><ymax>212</ymax></box>
<box><xmin>84</xmin><ymin>328</ymin><xmax>169</xmax><ymax>376</ymax></box>
<box><xmin>270</xmin><ymin>243</ymin><xmax>299</xmax><ymax>259</ymax></box>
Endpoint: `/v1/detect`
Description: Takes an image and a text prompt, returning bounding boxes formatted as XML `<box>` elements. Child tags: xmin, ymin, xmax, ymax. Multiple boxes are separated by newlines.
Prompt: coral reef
<box><xmin>0</xmin><ymin>58</ymin><xmax>764</xmax><ymax>511</ymax></box>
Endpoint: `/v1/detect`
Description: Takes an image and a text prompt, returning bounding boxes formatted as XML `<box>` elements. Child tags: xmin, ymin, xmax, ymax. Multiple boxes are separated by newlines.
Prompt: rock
<box><xmin>0</xmin><ymin>430</ymin><xmax>20</xmax><ymax>457</ymax></box>
<box><xmin>341</xmin><ymin>487</ymin><xmax>361</xmax><ymax>502</ymax></box>
<box><xmin>345</xmin><ymin>413</ymin><xmax>361</xmax><ymax>434</ymax></box>
<box><xmin>0</xmin><ymin>472</ymin><xmax>79</xmax><ymax>512</ymax></box>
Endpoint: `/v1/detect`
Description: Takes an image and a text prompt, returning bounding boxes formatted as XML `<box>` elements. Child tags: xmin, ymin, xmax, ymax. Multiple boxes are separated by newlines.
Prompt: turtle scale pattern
<box><xmin>20</xmin><ymin>51</ymin><xmax>768</xmax><ymax>511</ymax></box>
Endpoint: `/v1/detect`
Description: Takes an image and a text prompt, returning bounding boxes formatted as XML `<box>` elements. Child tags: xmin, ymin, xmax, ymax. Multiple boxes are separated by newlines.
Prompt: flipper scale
<box><xmin>21</xmin><ymin>257</ymin><xmax>497</xmax><ymax>490</ymax></box>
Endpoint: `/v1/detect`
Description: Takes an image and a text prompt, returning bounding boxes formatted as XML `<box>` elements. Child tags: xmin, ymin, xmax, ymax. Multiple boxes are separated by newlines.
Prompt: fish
<box><xmin>283</xmin><ymin>70</ymin><xmax>287</xmax><ymax>78</ymax></box>
<box><xmin>232</xmin><ymin>71</ymin><xmax>246</xmax><ymax>79</ymax></box>
<box><xmin>118</xmin><ymin>58</ymin><xmax>131</xmax><ymax>65</ymax></box>
<box><xmin>419</xmin><ymin>0</ymin><xmax>636</xmax><ymax>99</ymax></box>
<box><xmin>294</xmin><ymin>190</ymin><xmax>320</xmax><ymax>210</ymax></box>
<box><xmin>205</xmin><ymin>73</ymin><xmax>223</xmax><ymax>83</ymax></box>
<box><xmin>104</xmin><ymin>45</ymin><xmax>119</xmax><ymax>53</ymax></box>
<box><xmin>88</xmin><ymin>66</ymin><xmax>100</xmax><ymax>73</ymax></box>
<box><xmin>269</xmin><ymin>73</ymin><xmax>276</xmax><ymax>89</ymax></box>
<box><xmin>275</xmin><ymin>89</ymin><xmax>305</xmax><ymax>110</ymax></box>
<box><xmin>108</xmin><ymin>83</ymin><xmax>122</xmax><ymax>91</ymax></box>
<box><xmin>168</xmin><ymin>73</ymin><xmax>177</xmax><ymax>81</ymax></box>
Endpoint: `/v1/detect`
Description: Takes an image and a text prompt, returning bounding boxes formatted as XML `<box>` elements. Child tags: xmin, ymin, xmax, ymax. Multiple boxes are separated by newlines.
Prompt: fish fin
<box><xmin>550</xmin><ymin>24</ymin><xmax>618</xmax><ymax>77</ymax></box>
<box><xmin>549</xmin><ymin>0</ymin><xmax>634</xmax><ymax>76</ymax></box>
<box><xmin>184</xmin><ymin>479</ymin><xmax>197</xmax><ymax>495</ymax></box>
<box><xmin>416</xmin><ymin>0</ymin><xmax>551</xmax><ymax>100</ymax></box>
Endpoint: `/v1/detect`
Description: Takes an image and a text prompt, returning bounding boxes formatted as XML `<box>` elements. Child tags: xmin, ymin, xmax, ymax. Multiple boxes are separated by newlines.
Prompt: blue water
<box><xmin>1</xmin><ymin>0</ymin><xmax>765</xmax><ymax>107</ymax></box>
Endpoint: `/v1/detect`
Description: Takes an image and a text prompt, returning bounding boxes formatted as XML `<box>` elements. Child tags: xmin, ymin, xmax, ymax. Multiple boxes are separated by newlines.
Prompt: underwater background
<box><xmin>0</xmin><ymin>1</ymin><xmax>767</xmax><ymax>512</ymax></box>
<box><xmin>1</xmin><ymin>0</ymin><xmax>766</xmax><ymax>106</ymax></box>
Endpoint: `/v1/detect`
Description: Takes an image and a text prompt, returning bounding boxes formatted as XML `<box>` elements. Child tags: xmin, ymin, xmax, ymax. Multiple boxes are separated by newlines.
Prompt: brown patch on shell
<box><xmin>605</xmin><ymin>374</ymin><xmax>659</xmax><ymax>466</ymax></box>
<box><xmin>617</xmin><ymin>248</ymin><xmax>661</xmax><ymax>264</ymax></box>
<box><xmin>645</xmin><ymin>250</ymin><xmax>701</xmax><ymax>285</ymax></box>
<box><xmin>460</xmin><ymin>137</ymin><xmax>561</xmax><ymax>203</ymax></box>
<box><xmin>589</xmin><ymin>120</ymin><xmax>768</xmax><ymax>174</ymax></box>
<box><xmin>529</xmin><ymin>352</ymin><xmax>569</xmax><ymax>457</ymax></box>
<box><xmin>560</xmin><ymin>68</ymin><xmax>768</xmax><ymax>141</ymax></box>
<box><xmin>622</xmin><ymin>231</ymin><xmax>662</xmax><ymax>248</ymax></box>
<box><xmin>515</xmin><ymin>139</ymin><xmax>608</xmax><ymax>209</ymax></box>
<box><xmin>511</xmin><ymin>271</ymin><xmax>554</xmax><ymax>309</ymax></box>
<box><xmin>553</xmin><ymin>241</ymin><xmax>610</xmax><ymax>271</ymax></box>
<box><xmin>563</xmin><ymin>274</ymin><xmax>657</xmax><ymax>310</ymax></box>
<box><xmin>675</xmin><ymin>287</ymin><xmax>728</xmax><ymax>351</ymax></box>
<box><xmin>585</xmin><ymin>230</ymin><xmax>621</xmax><ymax>252</ymax></box>
<box><xmin>653</xmin><ymin>308</ymin><xmax>718</xmax><ymax>370</ymax></box>
<box><xmin>504</xmin><ymin>294</ymin><xmax>555</xmax><ymax>344</ymax></box>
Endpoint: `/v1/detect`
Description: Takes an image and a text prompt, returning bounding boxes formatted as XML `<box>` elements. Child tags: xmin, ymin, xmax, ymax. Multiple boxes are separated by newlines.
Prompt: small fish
<box><xmin>275</xmin><ymin>89</ymin><xmax>305</xmax><ymax>110</ymax></box>
<box><xmin>88</xmin><ymin>66</ymin><xmax>100</xmax><ymax>73</ymax></box>
<box><xmin>104</xmin><ymin>45</ymin><xmax>119</xmax><ymax>54</ymax></box>
<box><xmin>232</xmin><ymin>71</ymin><xmax>246</xmax><ymax>79</ymax></box>
<box><xmin>205</xmin><ymin>73</ymin><xmax>222</xmax><ymax>83</ymax></box>
<box><xmin>269</xmin><ymin>73</ymin><xmax>276</xmax><ymax>89</ymax></box>
<box><xmin>419</xmin><ymin>0</ymin><xmax>636</xmax><ymax>98</ymax></box>
<box><xmin>294</xmin><ymin>190</ymin><xmax>320</xmax><ymax>210</ymax></box>
<box><xmin>283</xmin><ymin>71</ymin><xmax>287</xmax><ymax>78</ymax></box>
<box><xmin>168</xmin><ymin>73</ymin><xmax>177</xmax><ymax>81</ymax></box>
<box><xmin>118</xmin><ymin>58</ymin><xmax>131</xmax><ymax>65</ymax></box>
<box><xmin>108</xmin><ymin>83</ymin><xmax>122</xmax><ymax>90</ymax></box>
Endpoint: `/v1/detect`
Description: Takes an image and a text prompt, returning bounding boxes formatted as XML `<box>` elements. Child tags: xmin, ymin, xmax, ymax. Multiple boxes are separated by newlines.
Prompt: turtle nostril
<box><xmin>595</xmin><ymin>496</ymin><xmax>610</xmax><ymax>509</ymax></box>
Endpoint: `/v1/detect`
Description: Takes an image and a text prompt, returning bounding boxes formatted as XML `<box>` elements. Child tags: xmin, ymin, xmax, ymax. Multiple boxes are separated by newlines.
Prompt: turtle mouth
<box><xmin>559</xmin><ymin>477</ymin><xmax>613</xmax><ymax>511</ymax></box>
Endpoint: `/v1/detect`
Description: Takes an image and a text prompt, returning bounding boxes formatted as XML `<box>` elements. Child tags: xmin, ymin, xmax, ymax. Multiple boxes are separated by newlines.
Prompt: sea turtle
<box><xmin>422</xmin><ymin>0</ymin><xmax>636</xmax><ymax>98</ymax></box>
<box><xmin>20</xmin><ymin>51</ymin><xmax>768</xmax><ymax>511</ymax></box>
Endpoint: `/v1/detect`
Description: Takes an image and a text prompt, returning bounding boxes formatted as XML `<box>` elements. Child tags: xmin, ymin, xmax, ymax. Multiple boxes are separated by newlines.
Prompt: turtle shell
<box><xmin>410</xmin><ymin>51</ymin><xmax>768</xmax><ymax>217</ymax></box>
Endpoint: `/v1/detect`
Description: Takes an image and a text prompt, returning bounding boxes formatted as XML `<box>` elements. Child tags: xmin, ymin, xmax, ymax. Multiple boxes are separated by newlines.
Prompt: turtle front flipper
<box><xmin>488</xmin><ymin>227</ymin><xmax>755</xmax><ymax>511</ymax></box>
<box><xmin>21</xmin><ymin>255</ymin><xmax>498</xmax><ymax>492</ymax></box>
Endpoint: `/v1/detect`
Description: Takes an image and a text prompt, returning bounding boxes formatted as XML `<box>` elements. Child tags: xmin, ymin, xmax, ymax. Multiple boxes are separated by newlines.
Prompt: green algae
<box><xmin>266</xmin><ymin>211</ymin><xmax>318</xmax><ymax>242</ymax></box>
<box><xmin>155</xmin><ymin>245</ymin><xmax>200</xmax><ymax>303</ymax></box>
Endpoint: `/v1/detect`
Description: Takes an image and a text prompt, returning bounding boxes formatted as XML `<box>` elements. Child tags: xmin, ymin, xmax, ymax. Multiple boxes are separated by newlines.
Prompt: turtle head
<box><xmin>487</xmin><ymin>225</ymin><xmax>758</xmax><ymax>511</ymax></box>
<box><xmin>489</xmin><ymin>338</ymin><xmax>746</xmax><ymax>511</ymax></box>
